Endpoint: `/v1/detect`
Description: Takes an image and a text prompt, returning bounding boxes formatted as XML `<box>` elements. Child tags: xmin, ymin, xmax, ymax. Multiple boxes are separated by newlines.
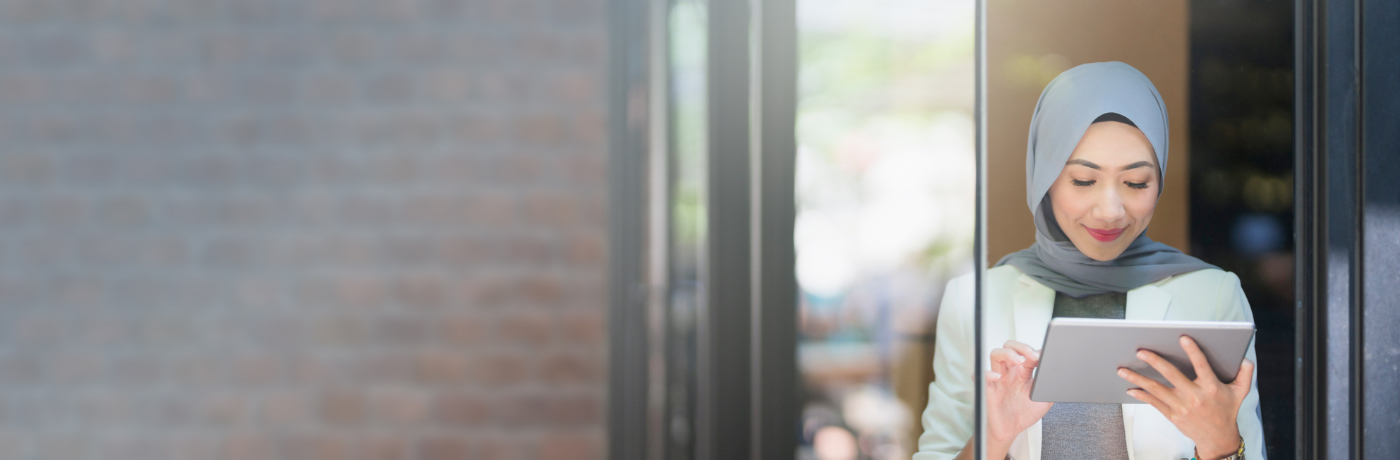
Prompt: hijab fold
<box><xmin>995</xmin><ymin>62</ymin><xmax>1216</xmax><ymax>298</ymax></box>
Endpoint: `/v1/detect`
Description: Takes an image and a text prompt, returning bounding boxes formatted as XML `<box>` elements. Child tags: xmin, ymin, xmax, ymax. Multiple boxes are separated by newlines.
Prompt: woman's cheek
<box><xmin>1061</xmin><ymin>198</ymin><xmax>1091</xmax><ymax>222</ymax></box>
<box><xmin>1128</xmin><ymin>193</ymin><xmax>1158</xmax><ymax>221</ymax></box>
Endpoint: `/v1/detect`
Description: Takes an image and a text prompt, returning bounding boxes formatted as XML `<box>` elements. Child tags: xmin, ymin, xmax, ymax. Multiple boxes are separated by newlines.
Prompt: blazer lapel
<box><xmin>1124</xmin><ymin>283</ymin><xmax>1172</xmax><ymax>321</ymax></box>
<box><xmin>1121</xmin><ymin>280</ymin><xmax>1174</xmax><ymax>460</ymax></box>
<box><xmin>1012</xmin><ymin>275</ymin><xmax>1054</xmax><ymax>460</ymax></box>
<box><xmin>1013</xmin><ymin>274</ymin><xmax>1056</xmax><ymax>347</ymax></box>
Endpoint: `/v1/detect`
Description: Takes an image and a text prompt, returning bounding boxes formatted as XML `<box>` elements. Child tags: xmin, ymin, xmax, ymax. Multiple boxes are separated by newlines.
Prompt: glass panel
<box><xmin>977</xmin><ymin>0</ymin><xmax>1294</xmax><ymax>458</ymax></box>
<box><xmin>794</xmin><ymin>1</ymin><xmax>976</xmax><ymax>459</ymax></box>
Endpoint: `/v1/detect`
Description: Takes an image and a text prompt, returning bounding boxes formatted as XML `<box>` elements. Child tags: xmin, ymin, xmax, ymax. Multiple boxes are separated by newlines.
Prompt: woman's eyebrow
<box><xmin>1066</xmin><ymin>159</ymin><xmax>1100</xmax><ymax>169</ymax></box>
<box><xmin>1065</xmin><ymin>159</ymin><xmax>1155</xmax><ymax>171</ymax></box>
<box><xmin>1119</xmin><ymin>161</ymin><xmax>1154</xmax><ymax>171</ymax></box>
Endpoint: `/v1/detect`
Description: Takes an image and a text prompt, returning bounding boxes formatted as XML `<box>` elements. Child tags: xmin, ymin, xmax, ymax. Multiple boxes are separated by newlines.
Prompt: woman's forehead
<box><xmin>1066</xmin><ymin>121</ymin><xmax>1158</xmax><ymax>168</ymax></box>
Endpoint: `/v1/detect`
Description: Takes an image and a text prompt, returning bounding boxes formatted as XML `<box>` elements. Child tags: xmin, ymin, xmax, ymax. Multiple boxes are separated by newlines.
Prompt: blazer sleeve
<box><xmin>1216</xmin><ymin>271</ymin><xmax>1268</xmax><ymax>460</ymax></box>
<box><xmin>914</xmin><ymin>274</ymin><xmax>976</xmax><ymax>460</ymax></box>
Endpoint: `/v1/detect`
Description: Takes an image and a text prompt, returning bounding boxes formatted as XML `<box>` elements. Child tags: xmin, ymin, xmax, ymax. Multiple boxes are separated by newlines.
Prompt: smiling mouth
<box><xmin>1084</xmin><ymin>225</ymin><xmax>1125</xmax><ymax>242</ymax></box>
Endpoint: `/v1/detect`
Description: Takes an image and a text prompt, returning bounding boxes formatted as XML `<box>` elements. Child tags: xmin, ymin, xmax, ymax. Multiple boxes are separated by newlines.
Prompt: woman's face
<box><xmin>1047</xmin><ymin>121</ymin><xmax>1160</xmax><ymax>261</ymax></box>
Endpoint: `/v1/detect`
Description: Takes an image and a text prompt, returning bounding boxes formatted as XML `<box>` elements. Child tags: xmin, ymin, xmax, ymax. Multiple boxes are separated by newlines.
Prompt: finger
<box><xmin>1229</xmin><ymin>359</ymin><xmax>1255</xmax><ymax>397</ymax></box>
<box><xmin>1118</xmin><ymin>367</ymin><xmax>1182</xmax><ymax>407</ymax></box>
<box><xmin>990</xmin><ymin>348</ymin><xmax>1027</xmax><ymax>370</ymax></box>
<box><xmin>1126</xmin><ymin>388</ymin><xmax>1173</xmax><ymax>416</ymax></box>
<box><xmin>1136</xmin><ymin>349</ymin><xmax>1195</xmax><ymax>390</ymax></box>
<box><xmin>1179</xmin><ymin>335</ymin><xmax>1217</xmax><ymax>384</ymax></box>
<box><xmin>1002</xmin><ymin>340</ymin><xmax>1042</xmax><ymax>367</ymax></box>
<box><xmin>989</xmin><ymin>353</ymin><xmax>1007</xmax><ymax>376</ymax></box>
<box><xmin>988</xmin><ymin>349</ymin><xmax>1019</xmax><ymax>380</ymax></box>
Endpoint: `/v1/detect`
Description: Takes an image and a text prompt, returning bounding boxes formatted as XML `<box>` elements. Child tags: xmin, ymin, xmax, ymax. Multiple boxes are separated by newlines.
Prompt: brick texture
<box><xmin>0</xmin><ymin>0</ymin><xmax>608</xmax><ymax>458</ymax></box>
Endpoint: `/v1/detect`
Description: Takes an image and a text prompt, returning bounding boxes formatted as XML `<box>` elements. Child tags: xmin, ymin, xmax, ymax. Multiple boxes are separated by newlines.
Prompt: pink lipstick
<box><xmin>1084</xmin><ymin>226</ymin><xmax>1125</xmax><ymax>242</ymax></box>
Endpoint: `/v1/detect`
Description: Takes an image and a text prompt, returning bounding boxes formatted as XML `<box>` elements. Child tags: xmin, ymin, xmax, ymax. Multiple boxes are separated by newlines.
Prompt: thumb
<box><xmin>1229</xmin><ymin>359</ymin><xmax>1255</xmax><ymax>397</ymax></box>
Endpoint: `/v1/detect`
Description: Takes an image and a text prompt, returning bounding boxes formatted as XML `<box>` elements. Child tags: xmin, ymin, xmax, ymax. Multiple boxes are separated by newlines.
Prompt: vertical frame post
<box><xmin>696</xmin><ymin>0</ymin><xmax>752</xmax><ymax>458</ymax></box>
<box><xmin>750</xmin><ymin>0</ymin><xmax>799</xmax><ymax>458</ymax></box>
<box><xmin>1293</xmin><ymin>0</ymin><xmax>1325</xmax><ymax>456</ymax></box>
<box><xmin>1358</xmin><ymin>0</ymin><xmax>1400</xmax><ymax>456</ymax></box>
<box><xmin>613</xmin><ymin>0</ymin><xmax>804</xmax><ymax>457</ymax></box>
<box><xmin>608</xmin><ymin>0</ymin><xmax>655</xmax><ymax>458</ymax></box>
<box><xmin>1296</xmin><ymin>0</ymin><xmax>1400</xmax><ymax>457</ymax></box>
<box><xmin>973</xmin><ymin>0</ymin><xmax>989</xmax><ymax>457</ymax></box>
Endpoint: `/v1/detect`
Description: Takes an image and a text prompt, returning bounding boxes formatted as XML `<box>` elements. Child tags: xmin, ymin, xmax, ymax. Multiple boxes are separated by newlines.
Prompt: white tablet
<box><xmin>1029</xmin><ymin>318</ymin><xmax>1256</xmax><ymax>404</ymax></box>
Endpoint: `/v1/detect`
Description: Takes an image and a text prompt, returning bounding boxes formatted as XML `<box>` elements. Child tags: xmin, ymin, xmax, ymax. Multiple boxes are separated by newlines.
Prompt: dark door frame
<box><xmin>607</xmin><ymin>0</ymin><xmax>797</xmax><ymax>459</ymax></box>
<box><xmin>1295</xmin><ymin>0</ymin><xmax>1400</xmax><ymax>458</ymax></box>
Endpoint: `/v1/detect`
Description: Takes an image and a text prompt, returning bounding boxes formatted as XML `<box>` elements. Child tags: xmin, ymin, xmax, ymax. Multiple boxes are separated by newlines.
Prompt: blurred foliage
<box><xmin>798</xmin><ymin>27</ymin><xmax>973</xmax><ymax>155</ymax></box>
<box><xmin>794</xmin><ymin>2</ymin><xmax>975</xmax><ymax>458</ymax></box>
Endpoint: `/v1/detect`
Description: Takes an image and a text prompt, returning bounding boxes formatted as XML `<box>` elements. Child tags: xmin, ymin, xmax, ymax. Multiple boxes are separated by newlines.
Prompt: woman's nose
<box><xmin>1091</xmin><ymin>188</ymin><xmax>1126</xmax><ymax>222</ymax></box>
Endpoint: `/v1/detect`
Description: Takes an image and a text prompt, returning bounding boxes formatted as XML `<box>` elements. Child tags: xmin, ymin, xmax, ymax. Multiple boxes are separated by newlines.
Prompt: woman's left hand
<box><xmin>1117</xmin><ymin>335</ymin><xmax>1253</xmax><ymax>459</ymax></box>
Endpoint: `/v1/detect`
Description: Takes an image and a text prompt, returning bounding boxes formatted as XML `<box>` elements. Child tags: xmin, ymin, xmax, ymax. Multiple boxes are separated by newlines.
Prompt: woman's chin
<box><xmin>1085</xmin><ymin>252</ymin><xmax>1122</xmax><ymax>262</ymax></box>
<box><xmin>1074</xmin><ymin>240</ymin><xmax>1129</xmax><ymax>261</ymax></box>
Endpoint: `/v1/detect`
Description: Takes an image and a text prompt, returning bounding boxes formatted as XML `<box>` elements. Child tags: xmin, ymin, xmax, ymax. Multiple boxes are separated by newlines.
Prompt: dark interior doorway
<box><xmin>1187</xmin><ymin>1</ymin><xmax>1295</xmax><ymax>457</ymax></box>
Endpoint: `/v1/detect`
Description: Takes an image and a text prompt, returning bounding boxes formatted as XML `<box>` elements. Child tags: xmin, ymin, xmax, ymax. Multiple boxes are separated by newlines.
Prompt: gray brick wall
<box><xmin>0</xmin><ymin>1</ymin><xmax>607</xmax><ymax>459</ymax></box>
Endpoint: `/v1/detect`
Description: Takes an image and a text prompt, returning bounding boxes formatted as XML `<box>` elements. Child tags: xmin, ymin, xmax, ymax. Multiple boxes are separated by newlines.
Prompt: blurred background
<box><xmin>793</xmin><ymin>1</ymin><xmax>972</xmax><ymax>460</ymax></box>
<box><xmin>0</xmin><ymin>1</ymin><xmax>608</xmax><ymax>459</ymax></box>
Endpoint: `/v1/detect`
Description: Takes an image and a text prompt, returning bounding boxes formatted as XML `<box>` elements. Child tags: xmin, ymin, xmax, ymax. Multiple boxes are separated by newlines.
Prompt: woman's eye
<box><xmin>1071</xmin><ymin>179</ymin><xmax>1095</xmax><ymax>186</ymax></box>
<box><xmin>1126</xmin><ymin>181</ymin><xmax>1148</xmax><ymax>189</ymax></box>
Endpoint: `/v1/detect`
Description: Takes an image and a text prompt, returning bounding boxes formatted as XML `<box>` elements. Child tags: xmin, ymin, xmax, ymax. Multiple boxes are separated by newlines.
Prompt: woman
<box><xmin>915</xmin><ymin>62</ymin><xmax>1265</xmax><ymax>460</ymax></box>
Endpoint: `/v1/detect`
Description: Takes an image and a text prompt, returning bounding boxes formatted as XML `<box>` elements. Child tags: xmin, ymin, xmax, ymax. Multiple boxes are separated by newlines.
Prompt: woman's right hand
<box><xmin>955</xmin><ymin>340</ymin><xmax>1054</xmax><ymax>460</ymax></box>
<box><xmin>985</xmin><ymin>340</ymin><xmax>1054</xmax><ymax>453</ymax></box>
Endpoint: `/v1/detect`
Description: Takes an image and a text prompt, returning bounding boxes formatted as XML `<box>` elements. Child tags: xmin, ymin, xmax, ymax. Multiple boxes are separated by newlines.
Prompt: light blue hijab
<box><xmin>995</xmin><ymin>62</ymin><xmax>1216</xmax><ymax>298</ymax></box>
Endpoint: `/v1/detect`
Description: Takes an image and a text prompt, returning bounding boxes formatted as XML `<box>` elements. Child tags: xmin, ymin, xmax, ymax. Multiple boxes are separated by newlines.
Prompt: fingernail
<box><xmin>1014</xmin><ymin>355</ymin><xmax>1025</xmax><ymax>363</ymax></box>
<box><xmin>1117</xmin><ymin>369</ymin><xmax>1126</xmax><ymax>377</ymax></box>
<box><xmin>1180</xmin><ymin>336</ymin><xmax>1190</xmax><ymax>345</ymax></box>
<box><xmin>1136</xmin><ymin>351</ymin><xmax>1147</xmax><ymax>359</ymax></box>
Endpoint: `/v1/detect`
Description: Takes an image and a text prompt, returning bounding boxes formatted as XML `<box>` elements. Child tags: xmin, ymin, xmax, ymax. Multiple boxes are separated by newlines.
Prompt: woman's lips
<box><xmin>1084</xmin><ymin>225</ymin><xmax>1125</xmax><ymax>242</ymax></box>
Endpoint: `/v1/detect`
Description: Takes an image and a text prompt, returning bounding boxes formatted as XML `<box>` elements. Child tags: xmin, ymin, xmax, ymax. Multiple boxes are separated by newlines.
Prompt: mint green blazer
<box><xmin>915</xmin><ymin>265</ymin><xmax>1266</xmax><ymax>460</ymax></box>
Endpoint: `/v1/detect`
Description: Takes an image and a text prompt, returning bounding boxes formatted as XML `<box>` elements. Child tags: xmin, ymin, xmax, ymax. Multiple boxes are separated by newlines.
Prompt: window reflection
<box><xmin>795</xmin><ymin>1</ymin><xmax>974</xmax><ymax>458</ymax></box>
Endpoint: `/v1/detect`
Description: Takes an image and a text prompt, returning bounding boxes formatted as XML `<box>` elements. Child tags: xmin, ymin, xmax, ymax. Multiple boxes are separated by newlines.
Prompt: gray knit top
<box><xmin>1038</xmin><ymin>291</ymin><xmax>1131</xmax><ymax>460</ymax></box>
